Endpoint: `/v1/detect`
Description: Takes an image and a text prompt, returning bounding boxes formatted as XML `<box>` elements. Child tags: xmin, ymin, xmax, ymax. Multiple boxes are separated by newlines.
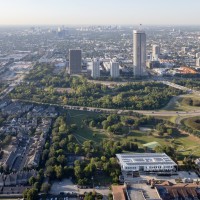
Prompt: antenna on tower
<box><xmin>139</xmin><ymin>24</ymin><xmax>142</xmax><ymax>31</ymax></box>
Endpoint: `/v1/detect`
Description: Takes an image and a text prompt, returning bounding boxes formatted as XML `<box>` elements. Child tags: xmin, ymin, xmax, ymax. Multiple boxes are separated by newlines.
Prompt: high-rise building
<box><xmin>196</xmin><ymin>53</ymin><xmax>200</xmax><ymax>58</ymax></box>
<box><xmin>152</xmin><ymin>45</ymin><xmax>160</xmax><ymax>61</ymax></box>
<box><xmin>91</xmin><ymin>58</ymin><xmax>100</xmax><ymax>78</ymax></box>
<box><xmin>110</xmin><ymin>59</ymin><xmax>119</xmax><ymax>78</ymax></box>
<box><xmin>133</xmin><ymin>30</ymin><xmax>147</xmax><ymax>76</ymax></box>
<box><xmin>196</xmin><ymin>57</ymin><xmax>200</xmax><ymax>67</ymax></box>
<box><xmin>69</xmin><ymin>49</ymin><xmax>82</xmax><ymax>74</ymax></box>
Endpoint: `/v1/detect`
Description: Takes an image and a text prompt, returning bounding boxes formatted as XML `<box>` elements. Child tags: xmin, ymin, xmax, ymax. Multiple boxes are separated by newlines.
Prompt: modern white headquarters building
<box><xmin>91</xmin><ymin>58</ymin><xmax>100</xmax><ymax>78</ymax></box>
<box><xmin>133</xmin><ymin>30</ymin><xmax>147</xmax><ymax>76</ymax></box>
<box><xmin>110</xmin><ymin>59</ymin><xmax>119</xmax><ymax>78</ymax></box>
<box><xmin>116</xmin><ymin>153</ymin><xmax>177</xmax><ymax>172</ymax></box>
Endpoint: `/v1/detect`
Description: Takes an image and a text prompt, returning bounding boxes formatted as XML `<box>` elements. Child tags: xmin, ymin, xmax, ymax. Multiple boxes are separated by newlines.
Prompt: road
<box><xmin>11</xmin><ymin>98</ymin><xmax>200</xmax><ymax>118</ymax></box>
<box><xmin>161</xmin><ymin>80</ymin><xmax>200</xmax><ymax>95</ymax></box>
<box><xmin>2</xmin><ymin>76</ymin><xmax>200</xmax><ymax>118</ymax></box>
<box><xmin>89</xmin><ymin>78</ymin><xmax>200</xmax><ymax>95</ymax></box>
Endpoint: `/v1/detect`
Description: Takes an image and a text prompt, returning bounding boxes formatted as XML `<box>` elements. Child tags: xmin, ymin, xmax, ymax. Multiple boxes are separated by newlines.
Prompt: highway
<box><xmin>11</xmin><ymin>98</ymin><xmax>200</xmax><ymax>118</ymax></box>
<box><xmin>161</xmin><ymin>80</ymin><xmax>200</xmax><ymax>95</ymax></box>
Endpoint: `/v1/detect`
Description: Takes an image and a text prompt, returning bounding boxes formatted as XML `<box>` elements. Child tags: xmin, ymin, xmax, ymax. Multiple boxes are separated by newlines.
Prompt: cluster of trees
<box><xmin>84</xmin><ymin>114</ymin><xmax>129</xmax><ymax>135</ymax></box>
<box><xmin>10</xmin><ymin>64</ymin><xmax>183</xmax><ymax>110</ymax></box>
<box><xmin>156</xmin><ymin>123</ymin><xmax>173</xmax><ymax>136</ymax></box>
<box><xmin>41</xmin><ymin>116</ymin><xmax>76</xmax><ymax>180</ymax></box>
<box><xmin>41</xmin><ymin>114</ymin><xmax>140</xmax><ymax>186</ymax></box>
<box><xmin>154</xmin><ymin>145</ymin><xmax>177</xmax><ymax>161</ymax></box>
<box><xmin>25</xmin><ymin>64</ymin><xmax>71</xmax><ymax>88</ymax></box>
<box><xmin>84</xmin><ymin>191</ymin><xmax>103</xmax><ymax>200</ymax></box>
<box><xmin>65</xmin><ymin>79</ymin><xmax>183</xmax><ymax>110</ymax></box>
<box><xmin>23</xmin><ymin>169</ymin><xmax>46</xmax><ymax>200</ymax></box>
<box><xmin>101</xmin><ymin>140</ymin><xmax>138</xmax><ymax>157</ymax></box>
<box><xmin>173</xmin><ymin>79</ymin><xmax>200</xmax><ymax>90</ymax></box>
<box><xmin>85</xmin><ymin>114</ymin><xmax>163</xmax><ymax>135</ymax></box>
<box><xmin>74</xmin><ymin>156</ymin><xmax>120</xmax><ymax>186</ymax></box>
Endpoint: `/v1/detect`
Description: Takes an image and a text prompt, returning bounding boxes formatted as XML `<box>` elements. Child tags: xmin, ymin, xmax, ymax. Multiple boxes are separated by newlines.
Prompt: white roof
<box><xmin>116</xmin><ymin>153</ymin><xmax>177</xmax><ymax>167</ymax></box>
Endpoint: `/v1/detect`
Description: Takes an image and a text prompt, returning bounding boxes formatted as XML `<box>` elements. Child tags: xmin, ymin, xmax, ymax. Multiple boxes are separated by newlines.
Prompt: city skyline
<box><xmin>0</xmin><ymin>0</ymin><xmax>200</xmax><ymax>25</ymax></box>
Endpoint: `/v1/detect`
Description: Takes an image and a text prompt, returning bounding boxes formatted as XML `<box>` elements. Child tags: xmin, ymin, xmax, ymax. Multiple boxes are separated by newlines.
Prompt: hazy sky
<box><xmin>0</xmin><ymin>0</ymin><xmax>199</xmax><ymax>25</ymax></box>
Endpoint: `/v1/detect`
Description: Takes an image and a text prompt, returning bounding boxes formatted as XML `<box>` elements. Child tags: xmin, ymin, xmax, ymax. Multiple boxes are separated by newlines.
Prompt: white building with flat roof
<box><xmin>91</xmin><ymin>58</ymin><xmax>100</xmax><ymax>78</ymax></box>
<box><xmin>110</xmin><ymin>60</ymin><xmax>119</xmax><ymax>78</ymax></box>
<box><xmin>152</xmin><ymin>45</ymin><xmax>160</xmax><ymax>61</ymax></box>
<box><xmin>116</xmin><ymin>153</ymin><xmax>177</xmax><ymax>172</ymax></box>
<box><xmin>196</xmin><ymin>57</ymin><xmax>200</xmax><ymax>67</ymax></box>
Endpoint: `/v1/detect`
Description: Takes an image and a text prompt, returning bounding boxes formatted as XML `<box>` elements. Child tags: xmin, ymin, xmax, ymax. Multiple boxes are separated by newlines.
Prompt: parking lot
<box><xmin>39</xmin><ymin>194</ymin><xmax>77</xmax><ymax>200</ymax></box>
<box><xmin>50</xmin><ymin>179</ymin><xmax>78</xmax><ymax>194</ymax></box>
<box><xmin>50</xmin><ymin>179</ymin><xmax>110</xmax><ymax>199</ymax></box>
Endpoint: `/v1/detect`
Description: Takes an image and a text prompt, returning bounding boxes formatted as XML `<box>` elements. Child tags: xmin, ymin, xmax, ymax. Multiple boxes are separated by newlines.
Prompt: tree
<box><xmin>84</xmin><ymin>192</ymin><xmax>95</xmax><ymax>200</ymax></box>
<box><xmin>23</xmin><ymin>189</ymin><xmax>28</xmax><ymax>199</ymax></box>
<box><xmin>29</xmin><ymin>176</ymin><xmax>36</xmax><ymax>186</ymax></box>
<box><xmin>26</xmin><ymin>188</ymin><xmax>38</xmax><ymax>200</ymax></box>
<box><xmin>41</xmin><ymin>183</ymin><xmax>51</xmax><ymax>193</ymax></box>
<box><xmin>108</xmin><ymin>193</ymin><xmax>113</xmax><ymax>200</ymax></box>
<box><xmin>54</xmin><ymin>165</ymin><xmax>63</xmax><ymax>179</ymax></box>
<box><xmin>75</xmin><ymin>146</ymin><xmax>81</xmax><ymax>155</ymax></box>
<box><xmin>167</xmin><ymin>128</ymin><xmax>173</xmax><ymax>135</ymax></box>
<box><xmin>57</xmin><ymin>155</ymin><xmax>66</xmax><ymax>165</ymax></box>
<box><xmin>33</xmin><ymin>182</ymin><xmax>40</xmax><ymax>191</ymax></box>
<box><xmin>45</xmin><ymin>166</ymin><xmax>55</xmax><ymax>179</ymax></box>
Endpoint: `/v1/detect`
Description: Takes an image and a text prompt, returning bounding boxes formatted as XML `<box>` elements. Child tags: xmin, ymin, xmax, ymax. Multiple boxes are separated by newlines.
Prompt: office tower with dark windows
<box><xmin>69</xmin><ymin>49</ymin><xmax>82</xmax><ymax>74</ymax></box>
<box><xmin>133</xmin><ymin>30</ymin><xmax>147</xmax><ymax>76</ymax></box>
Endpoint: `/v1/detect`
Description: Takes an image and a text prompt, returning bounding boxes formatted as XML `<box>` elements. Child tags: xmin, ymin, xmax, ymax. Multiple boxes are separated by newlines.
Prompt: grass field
<box><xmin>67</xmin><ymin>109</ymin><xmax>200</xmax><ymax>159</ymax></box>
<box><xmin>68</xmin><ymin>110</ymin><xmax>109</xmax><ymax>144</ymax></box>
<box><xmin>182</xmin><ymin>116</ymin><xmax>200</xmax><ymax>130</ymax></box>
<box><xmin>163</xmin><ymin>94</ymin><xmax>200</xmax><ymax>111</ymax></box>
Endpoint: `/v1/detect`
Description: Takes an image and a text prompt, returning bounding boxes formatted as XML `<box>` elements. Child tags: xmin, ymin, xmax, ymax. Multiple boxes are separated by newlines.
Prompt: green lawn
<box><xmin>67</xmin><ymin>109</ymin><xmax>200</xmax><ymax>158</ymax></box>
<box><xmin>68</xmin><ymin>110</ymin><xmax>109</xmax><ymax>144</ymax></box>
<box><xmin>163</xmin><ymin>94</ymin><xmax>200</xmax><ymax>111</ymax></box>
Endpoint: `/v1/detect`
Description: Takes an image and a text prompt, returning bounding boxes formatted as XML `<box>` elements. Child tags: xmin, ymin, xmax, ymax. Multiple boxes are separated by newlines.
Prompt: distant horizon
<box><xmin>0</xmin><ymin>0</ymin><xmax>200</xmax><ymax>26</ymax></box>
<box><xmin>1</xmin><ymin>24</ymin><xmax>200</xmax><ymax>27</ymax></box>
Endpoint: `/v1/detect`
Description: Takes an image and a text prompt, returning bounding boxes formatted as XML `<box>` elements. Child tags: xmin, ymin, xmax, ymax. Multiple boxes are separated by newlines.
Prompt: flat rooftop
<box><xmin>116</xmin><ymin>153</ymin><xmax>177</xmax><ymax>166</ymax></box>
<box><xmin>112</xmin><ymin>185</ymin><xmax>126</xmax><ymax>200</ymax></box>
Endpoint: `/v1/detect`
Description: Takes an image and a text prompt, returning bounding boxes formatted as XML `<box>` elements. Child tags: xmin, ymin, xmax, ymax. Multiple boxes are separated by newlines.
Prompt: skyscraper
<box><xmin>152</xmin><ymin>45</ymin><xmax>160</xmax><ymax>61</ymax></box>
<box><xmin>91</xmin><ymin>58</ymin><xmax>100</xmax><ymax>78</ymax></box>
<box><xmin>110</xmin><ymin>59</ymin><xmax>119</xmax><ymax>78</ymax></box>
<box><xmin>69</xmin><ymin>49</ymin><xmax>82</xmax><ymax>74</ymax></box>
<box><xmin>196</xmin><ymin>57</ymin><xmax>200</xmax><ymax>67</ymax></box>
<box><xmin>133</xmin><ymin>30</ymin><xmax>147</xmax><ymax>76</ymax></box>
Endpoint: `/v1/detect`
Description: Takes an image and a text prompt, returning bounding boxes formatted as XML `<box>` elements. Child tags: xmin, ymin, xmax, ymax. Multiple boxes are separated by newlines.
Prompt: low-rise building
<box><xmin>156</xmin><ymin>181</ymin><xmax>200</xmax><ymax>200</ymax></box>
<box><xmin>116</xmin><ymin>153</ymin><xmax>177</xmax><ymax>173</ymax></box>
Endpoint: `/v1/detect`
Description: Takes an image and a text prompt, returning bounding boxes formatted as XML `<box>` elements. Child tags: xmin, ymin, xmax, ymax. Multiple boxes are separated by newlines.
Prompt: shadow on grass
<box><xmin>172</xmin><ymin>129</ymin><xmax>188</xmax><ymax>138</ymax></box>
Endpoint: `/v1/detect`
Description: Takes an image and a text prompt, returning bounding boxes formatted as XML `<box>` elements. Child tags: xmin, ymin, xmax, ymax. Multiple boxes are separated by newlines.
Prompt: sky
<box><xmin>0</xmin><ymin>0</ymin><xmax>199</xmax><ymax>25</ymax></box>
